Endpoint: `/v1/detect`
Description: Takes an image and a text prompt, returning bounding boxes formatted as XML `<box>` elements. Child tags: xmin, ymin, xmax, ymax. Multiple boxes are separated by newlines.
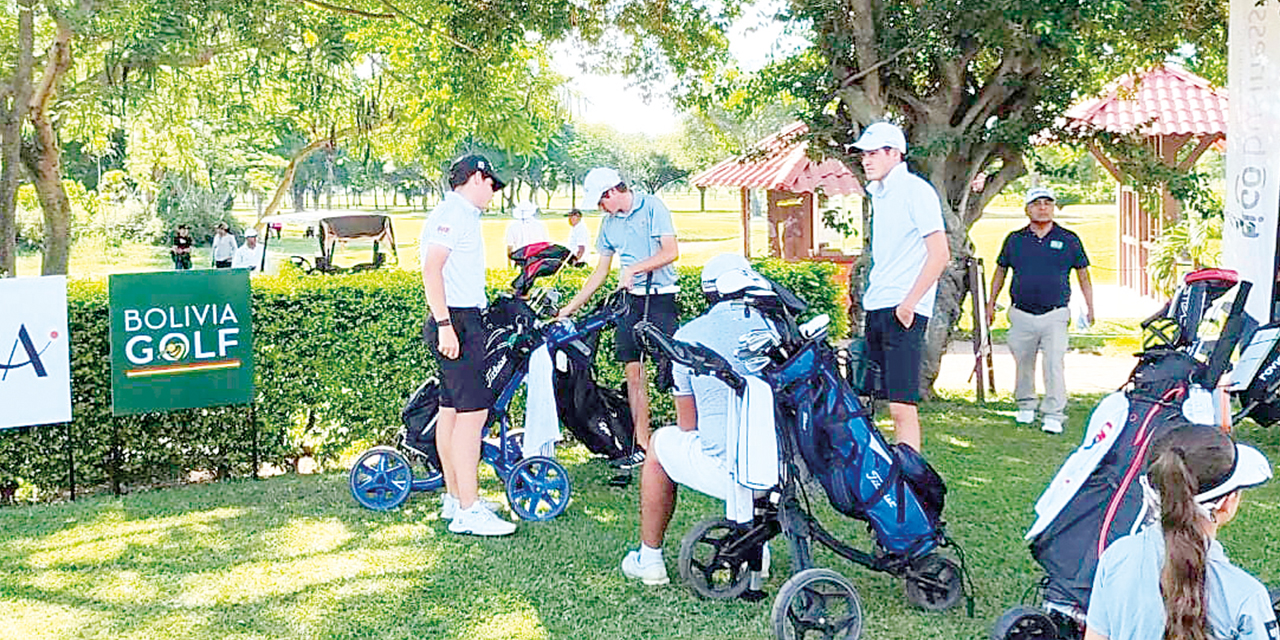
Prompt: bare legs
<box><xmin>889</xmin><ymin>401</ymin><xmax>921</xmax><ymax>452</ymax></box>
<box><xmin>639</xmin><ymin>452</ymin><xmax>677</xmax><ymax>548</ymax></box>
<box><xmin>435</xmin><ymin>406</ymin><xmax>490</xmax><ymax>509</ymax></box>
<box><xmin>625</xmin><ymin>361</ymin><xmax>651</xmax><ymax>450</ymax></box>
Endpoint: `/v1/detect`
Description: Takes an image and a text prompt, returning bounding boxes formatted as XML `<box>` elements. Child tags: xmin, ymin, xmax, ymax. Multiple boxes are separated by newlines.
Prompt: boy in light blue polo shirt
<box><xmin>558</xmin><ymin>167</ymin><xmax>680</xmax><ymax>464</ymax></box>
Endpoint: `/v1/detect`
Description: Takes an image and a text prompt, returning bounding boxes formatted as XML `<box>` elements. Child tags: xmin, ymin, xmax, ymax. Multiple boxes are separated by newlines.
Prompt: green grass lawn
<box><xmin>4</xmin><ymin>395</ymin><xmax>1278</xmax><ymax>640</ymax></box>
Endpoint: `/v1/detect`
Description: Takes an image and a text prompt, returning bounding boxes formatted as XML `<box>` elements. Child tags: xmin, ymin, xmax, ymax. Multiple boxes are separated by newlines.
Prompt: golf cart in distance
<box><xmin>261</xmin><ymin>210</ymin><xmax>398</xmax><ymax>274</ymax></box>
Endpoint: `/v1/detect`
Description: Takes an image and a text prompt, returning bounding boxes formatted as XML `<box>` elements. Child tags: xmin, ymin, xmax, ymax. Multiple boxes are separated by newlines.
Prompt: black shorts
<box><xmin>616</xmin><ymin>293</ymin><xmax>678</xmax><ymax>362</ymax></box>
<box><xmin>423</xmin><ymin>308</ymin><xmax>492</xmax><ymax>412</ymax></box>
<box><xmin>214</xmin><ymin>259</ymin><xmax>232</xmax><ymax>268</ymax></box>
<box><xmin>865</xmin><ymin>308</ymin><xmax>926</xmax><ymax>404</ymax></box>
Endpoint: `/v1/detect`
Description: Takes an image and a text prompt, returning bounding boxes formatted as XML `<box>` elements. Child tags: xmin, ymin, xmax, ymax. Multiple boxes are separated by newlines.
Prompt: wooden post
<box><xmin>740</xmin><ymin>187</ymin><xmax>751</xmax><ymax>257</ymax></box>
<box><xmin>967</xmin><ymin>258</ymin><xmax>986</xmax><ymax>403</ymax></box>
<box><xmin>979</xmin><ymin>258</ymin><xmax>996</xmax><ymax>394</ymax></box>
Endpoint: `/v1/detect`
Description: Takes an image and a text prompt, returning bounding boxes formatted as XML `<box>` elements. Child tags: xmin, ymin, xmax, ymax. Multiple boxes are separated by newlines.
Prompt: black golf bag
<box><xmin>1028</xmin><ymin>349</ymin><xmax>1204</xmax><ymax>611</ymax></box>
<box><xmin>401</xmin><ymin>378</ymin><xmax>442</xmax><ymax>467</ymax></box>
<box><xmin>552</xmin><ymin>328</ymin><xmax>635</xmax><ymax>460</ymax></box>
<box><xmin>1027</xmin><ymin>268</ymin><xmax>1254</xmax><ymax>614</ymax></box>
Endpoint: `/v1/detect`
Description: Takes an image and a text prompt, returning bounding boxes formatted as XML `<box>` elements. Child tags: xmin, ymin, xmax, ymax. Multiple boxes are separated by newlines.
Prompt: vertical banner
<box><xmin>0</xmin><ymin>276</ymin><xmax>71</xmax><ymax>429</ymax></box>
<box><xmin>109</xmin><ymin>270</ymin><xmax>254</xmax><ymax>415</ymax></box>
<box><xmin>1224</xmin><ymin>0</ymin><xmax>1280</xmax><ymax>323</ymax></box>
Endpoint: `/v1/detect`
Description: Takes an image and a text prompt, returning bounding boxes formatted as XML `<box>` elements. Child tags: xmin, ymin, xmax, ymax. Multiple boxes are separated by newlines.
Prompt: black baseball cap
<box><xmin>449</xmin><ymin>154</ymin><xmax>505</xmax><ymax>191</ymax></box>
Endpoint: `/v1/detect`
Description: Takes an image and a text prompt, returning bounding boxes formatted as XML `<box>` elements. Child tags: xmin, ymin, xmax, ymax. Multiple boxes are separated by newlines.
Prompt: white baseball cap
<box><xmin>1025</xmin><ymin>187</ymin><xmax>1057</xmax><ymax>205</ymax></box>
<box><xmin>852</xmin><ymin>122</ymin><xmax>907</xmax><ymax>153</ymax></box>
<box><xmin>1194</xmin><ymin>443</ymin><xmax>1273</xmax><ymax>504</ymax></box>
<box><xmin>512</xmin><ymin>200</ymin><xmax>538</xmax><ymax>220</ymax></box>
<box><xmin>244</xmin><ymin>228</ymin><xmax>258</xmax><ymax>238</ymax></box>
<box><xmin>583</xmin><ymin>167</ymin><xmax>623</xmax><ymax>208</ymax></box>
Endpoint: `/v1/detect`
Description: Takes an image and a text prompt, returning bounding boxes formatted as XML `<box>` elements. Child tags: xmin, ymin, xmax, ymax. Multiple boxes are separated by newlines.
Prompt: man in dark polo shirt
<box><xmin>986</xmin><ymin>187</ymin><xmax>1094</xmax><ymax>434</ymax></box>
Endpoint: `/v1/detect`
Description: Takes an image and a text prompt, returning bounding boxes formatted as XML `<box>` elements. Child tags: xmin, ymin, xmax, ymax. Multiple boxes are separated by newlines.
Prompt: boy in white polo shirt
<box><xmin>420</xmin><ymin>154</ymin><xmax>515</xmax><ymax>536</ymax></box>
<box><xmin>854</xmin><ymin>122</ymin><xmax>950</xmax><ymax>453</ymax></box>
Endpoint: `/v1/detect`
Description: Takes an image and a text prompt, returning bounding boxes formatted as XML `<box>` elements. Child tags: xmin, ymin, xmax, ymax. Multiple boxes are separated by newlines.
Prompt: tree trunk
<box><xmin>27</xmin><ymin>7</ymin><xmax>76</xmax><ymax>276</ymax></box>
<box><xmin>0</xmin><ymin>0</ymin><xmax>36</xmax><ymax>277</ymax></box>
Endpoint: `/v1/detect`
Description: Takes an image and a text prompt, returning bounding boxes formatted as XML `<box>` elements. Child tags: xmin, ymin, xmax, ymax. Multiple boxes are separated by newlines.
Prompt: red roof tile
<box><xmin>1065</xmin><ymin>64</ymin><xmax>1228</xmax><ymax>137</ymax></box>
<box><xmin>691</xmin><ymin>122</ymin><xmax>864</xmax><ymax>196</ymax></box>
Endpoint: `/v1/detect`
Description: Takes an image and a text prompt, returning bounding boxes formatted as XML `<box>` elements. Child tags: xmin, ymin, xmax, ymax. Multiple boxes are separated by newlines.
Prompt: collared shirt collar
<box><xmin>444</xmin><ymin>190</ymin><xmax>481</xmax><ymax>217</ymax></box>
<box><xmin>611</xmin><ymin>193</ymin><xmax>644</xmax><ymax>219</ymax></box>
<box><xmin>866</xmin><ymin>161</ymin><xmax>909</xmax><ymax>197</ymax></box>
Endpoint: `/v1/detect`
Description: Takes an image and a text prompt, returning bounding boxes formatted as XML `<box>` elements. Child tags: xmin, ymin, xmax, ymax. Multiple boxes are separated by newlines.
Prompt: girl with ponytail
<box><xmin>1084</xmin><ymin>423</ymin><xmax>1275</xmax><ymax>640</ymax></box>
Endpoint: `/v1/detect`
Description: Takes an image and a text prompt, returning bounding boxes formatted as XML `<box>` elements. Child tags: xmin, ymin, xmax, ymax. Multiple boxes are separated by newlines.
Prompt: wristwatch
<box><xmin>435</xmin><ymin>317</ymin><xmax>452</xmax><ymax>327</ymax></box>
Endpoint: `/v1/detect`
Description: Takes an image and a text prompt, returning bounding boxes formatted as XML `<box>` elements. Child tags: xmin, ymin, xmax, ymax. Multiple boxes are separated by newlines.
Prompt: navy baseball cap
<box><xmin>450</xmin><ymin>154</ymin><xmax>505</xmax><ymax>191</ymax></box>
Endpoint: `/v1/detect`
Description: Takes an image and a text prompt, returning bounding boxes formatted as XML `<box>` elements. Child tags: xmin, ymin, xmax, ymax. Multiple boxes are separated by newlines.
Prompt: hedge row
<box><xmin>0</xmin><ymin>259</ymin><xmax>845</xmax><ymax>501</ymax></box>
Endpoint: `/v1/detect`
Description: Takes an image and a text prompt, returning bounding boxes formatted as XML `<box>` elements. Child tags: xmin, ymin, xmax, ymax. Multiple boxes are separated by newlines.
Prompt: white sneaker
<box><xmin>1015</xmin><ymin>409</ymin><xmax>1035</xmax><ymax>425</ymax></box>
<box><xmin>448</xmin><ymin>504</ymin><xmax>517</xmax><ymax>536</ymax></box>
<box><xmin>440</xmin><ymin>494</ymin><xmax>503</xmax><ymax>520</ymax></box>
<box><xmin>1042</xmin><ymin>417</ymin><xmax>1065</xmax><ymax>434</ymax></box>
<box><xmin>621</xmin><ymin>550</ymin><xmax>670</xmax><ymax>585</ymax></box>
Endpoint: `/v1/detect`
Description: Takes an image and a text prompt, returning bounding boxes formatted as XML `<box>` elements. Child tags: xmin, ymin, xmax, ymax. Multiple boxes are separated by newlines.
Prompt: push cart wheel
<box><xmin>505</xmin><ymin>455</ymin><xmax>571</xmax><ymax>521</ymax></box>
<box><xmin>349</xmin><ymin>446</ymin><xmax>414</xmax><ymax>511</ymax></box>
<box><xmin>677</xmin><ymin>517</ymin><xmax>752</xmax><ymax>600</ymax></box>
<box><xmin>903</xmin><ymin>554</ymin><xmax>964</xmax><ymax>611</ymax></box>
<box><xmin>990</xmin><ymin>605</ymin><xmax>1058</xmax><ymax>640</ymax></box>
<box><xmin>771</xmin><ymin>568</ymin><xmax>863</xmax><ymax>640</ymax></box>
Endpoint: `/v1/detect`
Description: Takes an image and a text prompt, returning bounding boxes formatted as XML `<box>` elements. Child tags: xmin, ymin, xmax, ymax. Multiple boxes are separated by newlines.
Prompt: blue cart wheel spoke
<box><xmin>505</xmin><ymin>456</ymin><xmax>571</xmax><ymax>521</ymax></box>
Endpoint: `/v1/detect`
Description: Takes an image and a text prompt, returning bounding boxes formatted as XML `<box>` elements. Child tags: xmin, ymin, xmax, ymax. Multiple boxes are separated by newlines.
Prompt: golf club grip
<box><xmin>633</xmin><ymin>321</ymin><xmax>745</xmax><ymax>392</ymax></box>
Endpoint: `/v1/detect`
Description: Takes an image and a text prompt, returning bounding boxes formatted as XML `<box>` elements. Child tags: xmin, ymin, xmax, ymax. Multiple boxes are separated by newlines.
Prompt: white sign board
<box><xmin>0</xmin><ymin>276</ymin><xmax>71</xmax><ymax>429</ymax></box>
<box><xmin>1224</xmin><ymin>0</ymin><xmax>1280</xmax><ymax>323</ymax></box>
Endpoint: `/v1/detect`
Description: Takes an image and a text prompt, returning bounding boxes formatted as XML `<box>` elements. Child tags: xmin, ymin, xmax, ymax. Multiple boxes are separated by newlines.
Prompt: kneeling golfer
<box><xmin>620</xmin><ymin>254</ymin><xmax>776</xmax><ymax>585</ymax></box>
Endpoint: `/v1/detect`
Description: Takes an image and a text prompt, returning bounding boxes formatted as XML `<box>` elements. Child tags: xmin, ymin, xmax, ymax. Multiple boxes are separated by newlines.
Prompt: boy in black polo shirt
<box><xmin>986</xmin><ymin>187</ymin><xmax>1094</xmax><ymax>434</ymax></box>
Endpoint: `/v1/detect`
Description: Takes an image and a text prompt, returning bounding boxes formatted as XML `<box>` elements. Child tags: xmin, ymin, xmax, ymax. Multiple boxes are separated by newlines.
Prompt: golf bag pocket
<box><xmin>402</xmin><ymin>379</ymin><xmax>441</xmax><ymax>467</ymax></box>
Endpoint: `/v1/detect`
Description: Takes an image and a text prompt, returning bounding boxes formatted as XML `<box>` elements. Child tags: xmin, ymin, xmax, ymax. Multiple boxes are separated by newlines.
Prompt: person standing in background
<box><xmin>504</xmin><ymin>200</ymin><xmax>549</xmax><ymax>258</ymax></box>
<box><xmin>986</xmin><ymin>187</ymin><xmax>1094</xmax><ymax>435</ymax></box>
<box><xmin>211</xmin><ymin>222</ymin><xmax>237</xmax><ymax>268</ymax></box>
<box><xmin>565</xmin><ymin>208</ymin><xmax>590</xmax><ymax>265</ymax></box>
<box><xmin>171</xmin><ymin>224</ymin><xmax>193</xmax><ymax>270</ymax></box>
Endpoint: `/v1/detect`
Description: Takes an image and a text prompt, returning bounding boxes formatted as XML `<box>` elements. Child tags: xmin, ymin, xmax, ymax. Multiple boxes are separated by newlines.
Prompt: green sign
<box><xmin>110</xmin><ymin>270</ymin><xmax>254</xmax><ymax>415</ymax></box>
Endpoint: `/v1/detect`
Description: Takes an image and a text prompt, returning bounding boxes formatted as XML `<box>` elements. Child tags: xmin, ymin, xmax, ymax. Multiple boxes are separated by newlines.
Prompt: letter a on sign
<box><xmin>0</xmin><ymin>276</ymin><xmax>72</xmax><ymax>429</ymax></box>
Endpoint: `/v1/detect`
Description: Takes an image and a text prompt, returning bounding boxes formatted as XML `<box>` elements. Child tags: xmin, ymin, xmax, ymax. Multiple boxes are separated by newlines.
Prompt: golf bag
<box><xmin>552</xmin><ymin>329</ymin><xmax>635</xmax><ymax>460</ymax></box>
<box><xmin>1024</xmin><ymin>268</ymin><xmax>1254</xmax><ymax>614</ymax></box>
<box><xmin>1026</xmin><ymin>349</ymin><xmax>1205</xmax><ymax>611</ymax></box>
<box><xmin>401</xmin><ymin>378</ymin><xmax>441</xmax><ymax>467</ymax></box>
<box><xmin>405</xmin><ymin>296</ymin><xmax>542</xmax><ymax>467</ymax></box>
<box><xmin>785</xmin><ymin>341</ymin><xmax>946</xmax><ymax>558</ymax></box>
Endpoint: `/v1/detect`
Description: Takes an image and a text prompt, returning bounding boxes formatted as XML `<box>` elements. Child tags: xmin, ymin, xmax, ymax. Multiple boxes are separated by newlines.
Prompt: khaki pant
<box><xmin>1007</xmin><ymin>306</ymin><xmax>1070</xmax><ymax>422</ymax></box>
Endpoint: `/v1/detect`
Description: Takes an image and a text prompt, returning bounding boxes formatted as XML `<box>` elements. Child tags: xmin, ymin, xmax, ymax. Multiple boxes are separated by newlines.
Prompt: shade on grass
<box><xmin>3</xmin><ymin>394</ymin><xmax>1277</xmax><ymax>639</ymax></box>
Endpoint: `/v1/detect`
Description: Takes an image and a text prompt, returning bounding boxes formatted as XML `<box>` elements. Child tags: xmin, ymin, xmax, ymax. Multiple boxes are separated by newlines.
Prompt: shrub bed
<box><xmin>0</xmin><ymin>259</ymin><xmax>845</xmax><ymax>501</ymax></box>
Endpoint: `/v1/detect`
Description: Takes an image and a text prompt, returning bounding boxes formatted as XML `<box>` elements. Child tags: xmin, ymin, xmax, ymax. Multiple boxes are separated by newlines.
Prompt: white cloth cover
<box><xmin>1025</xmin><ymin>385</ymin><xmax>1218</xmax><ymax>540</ymax></box>
<box><xmin>522</xmin><ymin>344</ymin><xmax>560</xmax><ymax>458</ymax></box>
<box><xmin>722</xmin><ymin>376</ymin><xmax>778</xmax><ymax>523</ymax></box>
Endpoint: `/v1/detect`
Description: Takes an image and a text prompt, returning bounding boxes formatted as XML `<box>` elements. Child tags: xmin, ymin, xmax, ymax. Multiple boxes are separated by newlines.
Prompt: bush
<box><xmin>0</xmin><ymin>260</ymin><xmax>845</xmax><ymax>501</ymax></box>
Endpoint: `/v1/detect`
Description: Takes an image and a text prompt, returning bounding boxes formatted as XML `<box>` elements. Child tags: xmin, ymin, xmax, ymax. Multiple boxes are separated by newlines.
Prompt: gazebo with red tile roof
<box><xmin>691</xmin><ymin>122</ymin><xmax>862</xmax><ymax>260</ymax></box>
<box><xmin>1064</xmin><ymin>64</ymin><xmax>1228</xmax><ymax>296</ymax></box>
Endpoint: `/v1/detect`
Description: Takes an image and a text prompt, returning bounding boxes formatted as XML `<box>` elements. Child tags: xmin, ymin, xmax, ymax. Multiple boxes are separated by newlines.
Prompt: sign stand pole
<box><xmin>65</xmin><ymin>420</ymin><xmax>76</xmax><ymax>501</ymax></box>
<box><xmin>250</xmin><ymin>402</ymin><xmax>260</xmax><ymax>480</ymax></box>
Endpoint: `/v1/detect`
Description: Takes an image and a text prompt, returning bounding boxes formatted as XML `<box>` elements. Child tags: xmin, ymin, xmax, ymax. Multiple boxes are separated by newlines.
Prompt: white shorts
<box><xmin>651</xmin><ymin>426</ymin><xmax>731</xmax><ymax>500</ymax></box>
